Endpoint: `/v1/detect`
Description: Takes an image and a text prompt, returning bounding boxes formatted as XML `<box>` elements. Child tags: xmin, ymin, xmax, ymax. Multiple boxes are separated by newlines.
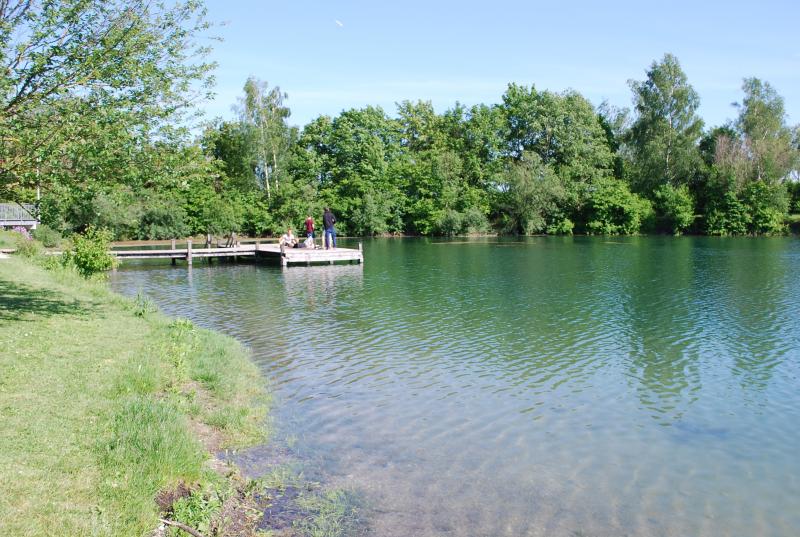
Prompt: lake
<box><xmin>110</xmin><ymin>236</ymin><xmax>800</xmax><ymax>537</ymax></box>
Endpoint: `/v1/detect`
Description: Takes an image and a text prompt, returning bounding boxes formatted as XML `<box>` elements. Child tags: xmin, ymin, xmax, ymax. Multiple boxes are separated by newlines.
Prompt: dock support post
<box><xmin>280</xmin><ymin>243</ymin><xmax>287</xmax><ymax>267</ymax></box>
<box><xmin>358</xmin><ymin>242</ymin><xmax>363</xmax><ymax>264</ymax></box>
<box><xmin>171</xmin><ymin>238</ymin><xmax>177</xmax><ymax>265</ymax></box>
<box><xmin>186</xmin><ymin>239</ymin><xmax>192</xmax><ymax>266</ymax></box>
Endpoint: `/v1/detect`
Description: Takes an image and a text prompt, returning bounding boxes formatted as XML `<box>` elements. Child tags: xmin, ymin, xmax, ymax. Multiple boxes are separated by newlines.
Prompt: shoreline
<box><xmin>0</xmin><ymin>253</ymin><xmax>363</xmax><ymax>537</ymax></box>
<box><xmin>108</xmin><ymin>228</ymin><xmax>800</xmax><ymax>249</ymax></box>
<box><xmin>0</xmin><ymin>255</ymin><xmax>271</xmax><ymax>535</ymax></box>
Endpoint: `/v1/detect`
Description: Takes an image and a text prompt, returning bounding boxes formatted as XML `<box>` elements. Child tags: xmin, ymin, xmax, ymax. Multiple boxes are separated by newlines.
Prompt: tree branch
<box><xmin>158</xmin><ymin>518</ymin><xmax>208</xmax><ymax>537</ymax></box>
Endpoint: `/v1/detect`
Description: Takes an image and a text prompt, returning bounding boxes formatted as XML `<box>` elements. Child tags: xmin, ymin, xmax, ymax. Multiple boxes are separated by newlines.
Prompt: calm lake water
<box><xmin>110</xmin><ymin>237</ymin><xmax>800</xmax><ymax>537</ymax></box>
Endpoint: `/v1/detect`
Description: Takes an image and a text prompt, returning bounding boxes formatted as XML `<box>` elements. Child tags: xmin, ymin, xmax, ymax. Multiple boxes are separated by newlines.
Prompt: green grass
<box><xmin>0</xmin><ymin>256</ymin><xmax>270</xmax><ymax>536</ymax></box>
<box><xmin>0</xmin><ymin>229</ymin><xmax>19</xmax><ymax>248</ymax></box>
<box><xmin>294</xmin><ymin>489</ymin><xmax>363</xmax><ymax>537</ymax></box>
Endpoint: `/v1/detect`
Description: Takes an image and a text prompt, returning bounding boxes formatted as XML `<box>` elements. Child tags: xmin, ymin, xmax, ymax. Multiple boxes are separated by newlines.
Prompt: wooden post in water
<box><xmin>171</xmin><ymin>238</ymin><xmax>176</xmax><ymax>265</ymax></box>
<box><xmin>358</xmin><ymin>242</ymin><xmax>363</xmax><ymax>264</ymax></box>
<box><xmin>186</xmin><ymin>239</ymin><xmax>193</xmax><ymax>266</ymax></box>
<box><xmin>280</xmin><ymin>243</ymin><xmax>287</xmax><ymax>267</ymax></box>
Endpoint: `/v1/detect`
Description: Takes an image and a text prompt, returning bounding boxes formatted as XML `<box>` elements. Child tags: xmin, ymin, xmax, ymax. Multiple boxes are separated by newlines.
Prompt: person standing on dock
<box><xmin>323</xmin><ymin>207</ymin><xmax>337</xmax><ymax>249</ymax></box>
<box><xmin>304</xmin><ymin>214</ymin><xmax>315</xmax><ymax>247</ymax></box>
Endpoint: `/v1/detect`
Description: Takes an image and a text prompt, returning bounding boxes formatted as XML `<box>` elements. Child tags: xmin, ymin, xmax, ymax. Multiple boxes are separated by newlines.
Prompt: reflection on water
<box><xmin>110</xmin><ymin>237</ymin><xmax>800</xmax><ymax>536</ymax></box>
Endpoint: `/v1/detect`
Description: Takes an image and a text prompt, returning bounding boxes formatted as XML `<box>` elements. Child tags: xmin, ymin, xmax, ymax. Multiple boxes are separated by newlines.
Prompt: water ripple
<box><xmin>110</xmin><ymin>237</ymin><xmax>800</xmax><ymax>537</ymax></box>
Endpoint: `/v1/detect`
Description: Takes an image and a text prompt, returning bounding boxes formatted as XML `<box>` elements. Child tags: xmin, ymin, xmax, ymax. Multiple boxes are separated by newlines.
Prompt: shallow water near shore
<box><xmin>110</xmin><ymin>236</ymin><xmax>800</xmax><ymax>536</ymax></box>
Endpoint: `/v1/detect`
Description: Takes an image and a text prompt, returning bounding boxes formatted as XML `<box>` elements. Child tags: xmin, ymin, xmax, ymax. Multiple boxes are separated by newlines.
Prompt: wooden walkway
<box><xmin>111</xmin><ymin>241</ymin><xmax>363</xmax><ymax>267</ymax></box>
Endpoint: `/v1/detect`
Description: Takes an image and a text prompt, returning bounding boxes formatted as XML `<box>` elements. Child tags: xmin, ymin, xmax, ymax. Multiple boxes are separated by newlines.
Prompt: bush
<box><xmin>546</xmin><ymin>217</ymin><xmax>574</xmax><ymax>235</ymax></box>
<box><xmin>240</xmin><ymin>194</ymin><xmax>273</xmax><ymax>237</ymax></box>
<box><xmin>461</xmin><ymin>206</ymin><xmax>489</xmax><ymax>234</ymax></box>
<box><xmin>67</xmin><ymin>188</ymin><xmax>142</xmax><ymax>240</ymax></box>
<box><xmin>740</xmin><ymin>181</ymin><xmax>787</xmax><ymax>235</ymax></box>
<box><xmin>787</xmin><ymin>181</ymin><xmax>800</xmax><ymax>213</ymax></box>
<box><xmin>704</xmin><ymin>182</ymin><xmax>787</xmax><ymax>235</ymax></box>
<box><xmin>13</xmin><ymin>228</ymin><xmax>43</xmax><ymax>257</ymax></box>
<box><xmin>171</xmin><ymin>487</ymin><xmax>223</xmax><ymax>536</ymax></box>
<box><xmin>64</xmin><ymin>227</ymin><xmax>117</xmax><ymax>277</ymax></box>
<box><xmin>704</xmin><ymin>190</ymin><xmax>749</xmax><ymax>235</ymax></box>
<box><xmin>138</xmin><ymin>198</ymin><xmax>190</xmax><ymax>240</ymax></box>
<box><xmin>436</xmin><ymin>209</ymin><xmax>463</xmax><ymax>236</ymax></box>
<box><xmin>32</xmin><ymin>224</ymin><xmax>62</xmax><ymax>247</ymax></box>
<box><xmin>584</xmin><ymin>178</ymin><xmax>653</xmax><ymax>234</ymax></box>
<box><xmin>500</xmin><ymin>155</ymin><xmax>567</xmax><ymax>235</ymax></box>
<box><xmin>653</xmin><ymin>184</ymin><xmax>695</xmax><ymax>235</ymax></box>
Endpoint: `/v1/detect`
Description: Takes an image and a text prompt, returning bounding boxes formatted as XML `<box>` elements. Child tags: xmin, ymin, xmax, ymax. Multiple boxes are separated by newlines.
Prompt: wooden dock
<box><xmin>111</xmin><ymin>240</ymin><xmax>363</xmax><ymax>267</ymax></box>
<box><xmin>257</xmin><ymin>243</ymin><xmax>364</xmax><ymax>266</ymax></box>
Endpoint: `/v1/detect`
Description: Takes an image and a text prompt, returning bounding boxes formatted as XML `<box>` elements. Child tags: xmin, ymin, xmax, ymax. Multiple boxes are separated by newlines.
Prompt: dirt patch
<box><xmin>189</xmin><ymin>418</ymin><xmax>225</xmax><ymax>455</ymax></box>
<box><xmin>213</xmin><ymin>479</ymin><xmax>262</xmax><ymax>537</ymax></box>
<box><xmin>156</xmin><ymin>481</ymin><xmax>195</xmax><ymax>514</ymax></box>
<box><xmin>154</xmin><ymin>462</ymin><xmax>263</xmax><ymax>537</ymax></box>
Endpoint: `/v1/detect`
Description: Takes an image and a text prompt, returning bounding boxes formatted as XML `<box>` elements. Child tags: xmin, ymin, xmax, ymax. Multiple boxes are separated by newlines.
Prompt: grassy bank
<box><xmin>0</xmin><ymin>229</ymin><xmax>16</xmax><ymax>248</ymax></box>
<box><xmin>0</xmin><ymin>255</ymin><xmax>270</xmax><ymax>536</ymax></box>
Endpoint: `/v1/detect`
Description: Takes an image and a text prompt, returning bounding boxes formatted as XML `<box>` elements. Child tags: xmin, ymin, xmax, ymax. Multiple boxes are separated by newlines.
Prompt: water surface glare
<box><xmin>110</xmin><ymin>237</ymin><xmax>800</xmax><ymax>537</ymax></box>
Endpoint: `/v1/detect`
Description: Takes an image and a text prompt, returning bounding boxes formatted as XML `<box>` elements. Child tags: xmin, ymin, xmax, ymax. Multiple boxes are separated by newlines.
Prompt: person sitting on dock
<box><xmin>279</xmin><ymin>227</ymin><xmax>298</xmax><ymax>248</ymax></box>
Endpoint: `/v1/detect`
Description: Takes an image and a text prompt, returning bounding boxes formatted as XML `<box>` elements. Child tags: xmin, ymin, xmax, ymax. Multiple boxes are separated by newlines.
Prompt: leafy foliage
<box><xmin>498</xmin><ymin>154</ymin><xmax>568</xmax><ymax>235</ymax></box>
<box><xmin>740</xmin><ymin>181</ymin><xmax>788</xmax><ymax>235</ymax></box>
<box><xmin>31</xmin><ymin>225</ymin><xmax>62</xmax><ymax>248</ymax></box>
<box><xmin>170</xmin><ymin>487</ymin><xmax>224</xmax><ymax>537</ymax></box>
<box><xmin>626</xmin><ymin>54</ymin><xmax>704</xmax><ymax>192</ymax></box>
<box><xmin>653</xmin><ymin>184</ymin><xmax>695</xmax><ymax>234</ymax></box>
<box><xmin>13</xmin><ymin>228</ymin><xmax>42</xmax><ymax>257</ymax></box>
<box><xmin>501</xmin><ymin>84</ymin><xmax>614</xmax><ymax>183</ymax></box>
<box><xmin>2</xmin><ymin>28</ymin><xmax>796</xmax><ymax>239</ymax></box>
<box><xmin>584</xmin><ymin>178</ymin><xmax>654</xmax><ymax>235</ymax></box>
<box><xmin>0</xmin><ymin>0</ymin><xmax>216</xmax><ymax>204</ymax></box>
<box><xmin>64</xmin><ymin>227</ymin><xmax>117</xmax><ymax>278</ymax></box>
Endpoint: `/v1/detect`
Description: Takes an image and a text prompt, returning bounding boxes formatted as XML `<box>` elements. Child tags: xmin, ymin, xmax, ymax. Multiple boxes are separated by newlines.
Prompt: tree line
<box><xmin>2</xmin><ymin>2</ymin><xmax>798</xmax><ymax>239</ymax></box>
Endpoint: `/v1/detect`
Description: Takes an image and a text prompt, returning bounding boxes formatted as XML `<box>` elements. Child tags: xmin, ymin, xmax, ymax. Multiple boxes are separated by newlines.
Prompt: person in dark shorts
<box><xmin>322</xmin><ymin>207</ymin><xmax>336</xmax><ymax>249</ymax></box>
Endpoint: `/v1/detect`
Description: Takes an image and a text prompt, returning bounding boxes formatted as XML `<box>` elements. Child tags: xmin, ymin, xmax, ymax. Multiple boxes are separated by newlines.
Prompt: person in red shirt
<box><xmin>304</xmin><ymin>215</ymin><xmax>315</xmax><ymax>247</ymax></box>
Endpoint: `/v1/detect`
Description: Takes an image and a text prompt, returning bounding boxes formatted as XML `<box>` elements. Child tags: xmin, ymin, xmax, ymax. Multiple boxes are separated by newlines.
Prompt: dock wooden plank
<box><xmin>108</xmin><ymin>243</ymin><xmax>362</xmax><ymax>266</ymax></box>
<box><xmin>255</xmin><ymin>244</ymin><xmax>363</xmax><ymax>266</ymax></box>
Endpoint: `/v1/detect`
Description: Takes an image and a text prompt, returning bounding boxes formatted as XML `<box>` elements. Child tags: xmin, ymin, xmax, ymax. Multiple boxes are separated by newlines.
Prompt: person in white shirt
<box><xmin>279</xmin><ymin>227</ymin><xmax>297</xmax><ymax>248</ymax></box>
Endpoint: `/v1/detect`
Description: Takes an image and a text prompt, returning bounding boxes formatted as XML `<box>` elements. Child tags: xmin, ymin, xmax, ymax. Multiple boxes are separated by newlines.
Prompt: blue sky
<box><xmin>200</xmin><ymin>0</ymin><xmax>800</xmax><ymax>130</ymax></box>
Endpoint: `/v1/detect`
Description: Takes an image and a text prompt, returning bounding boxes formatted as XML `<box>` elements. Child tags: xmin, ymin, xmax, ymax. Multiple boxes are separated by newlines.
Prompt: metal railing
<box><xmin>0</xmin><ymin>203</ymin><xmax>37</xmax><ymax>224</ymax></box>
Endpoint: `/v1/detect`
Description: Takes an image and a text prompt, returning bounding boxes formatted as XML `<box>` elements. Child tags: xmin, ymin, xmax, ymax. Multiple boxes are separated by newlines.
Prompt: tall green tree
<box><xmin>237</xmin><ymin>77</ymin><xmax>293</xmax><ymax>199</ymax></box>
<box><xmin>501</xmin><ymin>84</ymin><xmax>613</xmax><ymax>183</ymax></box>
<box><xmin>201</xmin><ymin>120</ymin><xmax>259</xmax><ymax>192</ymax></box>
<box><xmin>698</xmin><ymin>79</ymin><xmax>797</xmax><ymax>235</ymax></box>
<box><xmin>626</xmin><ymin>54</ymin><xmax>704</xmax><ymax>192</ymax></box>
<box><xmin>0</xmin><ymin>0</ymin><xmax>215</xmax><ymax>202</ymax></box>
<box><xmin>497</xmin><ymin>153</ymin><xmax>569</xmax><ymax>235</ymax></box>
<box><xmin>734</xmin><ymin>78</ymin><xmax>798</xmax><ymax>185</ymax></box>
<box><xmin>394</xmin><ymin>101</ymin><xmax>490</xmax><ymax>234</ymax></box>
